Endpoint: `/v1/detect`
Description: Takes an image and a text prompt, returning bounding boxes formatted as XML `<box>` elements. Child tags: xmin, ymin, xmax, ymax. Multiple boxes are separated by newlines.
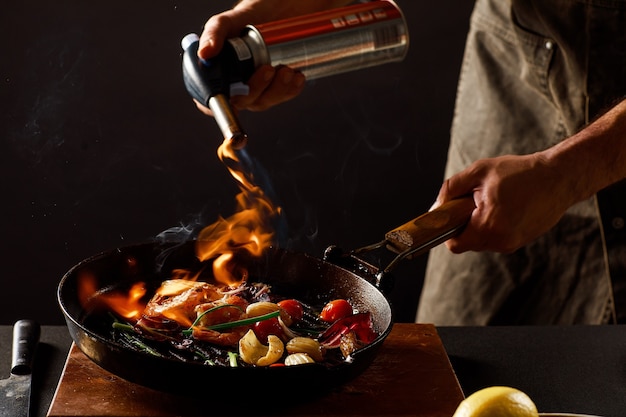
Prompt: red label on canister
<box><xmin>243</xmin><ymin>1</ymin><xmax>408</xmax><ymax>80</ymax></box>
<box><xmin>254</xmin><ymin>1</ymin><xmax>404</xmax><ymax>46</ymax></box>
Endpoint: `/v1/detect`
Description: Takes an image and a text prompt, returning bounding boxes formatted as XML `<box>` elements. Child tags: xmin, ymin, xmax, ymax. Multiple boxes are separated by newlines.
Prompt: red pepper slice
<box><xmin>318</xmin><ymin>312</ymin><xmax>377</xmax><ymax>348</ymax></box>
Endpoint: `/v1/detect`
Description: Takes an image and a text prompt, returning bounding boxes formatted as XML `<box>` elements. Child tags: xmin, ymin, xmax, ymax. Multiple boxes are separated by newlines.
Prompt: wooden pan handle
<box><xmin>384</xmin><ymin>197</ymin><xmax>475</xmax><ymax>256</ymax></box>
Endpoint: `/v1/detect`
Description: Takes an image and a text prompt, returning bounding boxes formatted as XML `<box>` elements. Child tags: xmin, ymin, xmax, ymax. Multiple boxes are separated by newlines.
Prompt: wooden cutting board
<box><xmin>47</xmin><ymin>323</ymin><xmax>464</xmax><ymax>417</ymax></box>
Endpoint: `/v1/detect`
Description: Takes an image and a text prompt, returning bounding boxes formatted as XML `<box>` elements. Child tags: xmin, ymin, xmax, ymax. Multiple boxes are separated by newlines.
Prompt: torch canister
<box><xmin>242</xmin><ymin>0</ymin><xmax>409</xmax><ymax>79</ymax></box>
<box><xmin>182</xmin><ymin>1</ymin><xmax>409</xmax><ymax>148</ymax></box>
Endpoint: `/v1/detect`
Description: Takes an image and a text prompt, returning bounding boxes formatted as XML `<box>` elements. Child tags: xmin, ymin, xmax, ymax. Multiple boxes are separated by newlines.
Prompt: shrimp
<box><xmin>137</xmin><ymin>280</ymin><xmax>222</xmax><ymax>331</ymax></box>
<box><xmin>191</xmin><ymin>326</ymin><xmax>248</xmax><ymax>347</ymax></box>
<box><xmin>135</xmin><ymin>280</ymin><xmax>253</xmax><ymax>347</ymax></box>
<box><xmin>191</xmin><ymin>295</ymin><xmax>250</xmax><ymax>347</ymax></box>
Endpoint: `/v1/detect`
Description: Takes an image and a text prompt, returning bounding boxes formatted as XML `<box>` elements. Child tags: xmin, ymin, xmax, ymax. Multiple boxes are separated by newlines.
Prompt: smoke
<box><xmin>156</xmin><ymin>218</ymin><xmax>204</xmax><ymax>243</ymax></box>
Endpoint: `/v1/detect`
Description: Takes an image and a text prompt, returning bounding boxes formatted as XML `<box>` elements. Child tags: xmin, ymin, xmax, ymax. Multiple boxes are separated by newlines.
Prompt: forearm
<box><xmin>541</xmin><ymin>99</ymin><xmax>626</xmax><ymax>205</ymax></box>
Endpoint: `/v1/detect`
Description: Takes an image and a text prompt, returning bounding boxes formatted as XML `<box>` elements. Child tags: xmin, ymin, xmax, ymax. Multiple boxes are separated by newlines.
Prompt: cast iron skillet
<box><xmin>57</xmin><ymin>198</ymin><xmax>474</xmax><ymax>399</ymax></box>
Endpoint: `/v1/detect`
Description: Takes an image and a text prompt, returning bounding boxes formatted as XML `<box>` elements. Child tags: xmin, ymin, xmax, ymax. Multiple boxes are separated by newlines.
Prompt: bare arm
<box><xmin>436</xmin><ymin>98</ymin><xmax>626</xmax><ymax>253</ymax></box>
<box><xmin>543</xmin><ymin>99</ymin><xmax>626</xmax><ymax>201</ymax></box>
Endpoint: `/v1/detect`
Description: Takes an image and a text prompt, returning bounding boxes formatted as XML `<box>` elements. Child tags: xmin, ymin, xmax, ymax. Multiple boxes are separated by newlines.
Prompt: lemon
<box><xmin>453</xmin><ymin>386</ymin><xmax>539</xmax><ymax>417</ymax></box>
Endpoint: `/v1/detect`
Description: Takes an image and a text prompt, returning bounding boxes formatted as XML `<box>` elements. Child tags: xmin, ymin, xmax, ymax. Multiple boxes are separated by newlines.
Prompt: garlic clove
<box><xmin>286</xmin><ymin>337</ymin><xmax>324</xmax><ymax>362</ymax></box>
<box><xmin>284</xmin><ymin>352</ymin><xmax>315</xmax><ymax>366</ymax></box>
<box><xmin>239</xmin><ymin>329</ymin><xmax>284</xmax><ymax>366</ymax></box>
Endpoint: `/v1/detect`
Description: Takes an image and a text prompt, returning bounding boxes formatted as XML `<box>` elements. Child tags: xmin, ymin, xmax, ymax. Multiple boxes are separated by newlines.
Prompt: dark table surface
<box><xmin>1</xmin><ymin>324</ymin><xmax>624</xmax><ymax>417</ymax></box>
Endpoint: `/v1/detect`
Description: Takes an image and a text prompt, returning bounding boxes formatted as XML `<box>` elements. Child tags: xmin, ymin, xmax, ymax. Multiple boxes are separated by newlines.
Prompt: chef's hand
<box><xmin>195</xmin><ymin>1</ymin><xmax>348</xmax><ymax>115</ymax></box>
<box><xmin>437</xmin><ymin>98</ymin><xmax>626</xmax><ymax>254</ymax></box>
<box><xmin>433</xmin><ymin>153</ymin><xmax>575</xmax><ymax>254</ymax></box>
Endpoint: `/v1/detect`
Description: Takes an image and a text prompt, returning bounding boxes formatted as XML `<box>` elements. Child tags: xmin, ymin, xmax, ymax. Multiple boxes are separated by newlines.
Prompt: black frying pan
<box><xmin>57</xmin><ymin>198</ymin><xmax>474</xmax><ymax>399</ymax></box>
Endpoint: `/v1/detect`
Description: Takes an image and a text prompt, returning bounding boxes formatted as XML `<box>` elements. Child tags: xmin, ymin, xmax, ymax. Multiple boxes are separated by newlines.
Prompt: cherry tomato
<box><xmin>253</xmin><ymin>317</ymin><xmax>283</xmax><ymax>344</ymax></box>
<box><xmin>320</xmin><ymin>299</ymin><xmax>353</xmax><ymax>323</ymax></box>
<box><xmin>277</xmin><ymin>299</ymin><xmax>304</xmax><ymax>323</ymax></box>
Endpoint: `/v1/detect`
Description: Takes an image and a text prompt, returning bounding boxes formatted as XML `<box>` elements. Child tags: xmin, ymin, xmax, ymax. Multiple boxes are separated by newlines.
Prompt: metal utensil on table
<box><xmin>0</xmin><ymin>320</ymin><xmax>41</xmax><ymax>417</ymax></box>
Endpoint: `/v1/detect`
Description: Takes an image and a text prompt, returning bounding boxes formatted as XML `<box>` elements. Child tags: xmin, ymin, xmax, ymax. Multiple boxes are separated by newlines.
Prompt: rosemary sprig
<box><xmin>112</xmin><ymin>321</ymin><xmax>134</xmax><ymax>333</ymax></box>
<box><xmin>116</xmin><ymin>327</ymin><xmax>165</xmax><ymax>358</ymax></box>
<box><xmin>191</xmin><ymin>347</ymin><xmax>216</xmax><ymax>366</ymax></box>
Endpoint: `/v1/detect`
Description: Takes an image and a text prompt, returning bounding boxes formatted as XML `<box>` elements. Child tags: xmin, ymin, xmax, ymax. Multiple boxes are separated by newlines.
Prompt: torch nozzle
<box><xmin>209</xmin><ymin>94</ymin><xmax>248</xmax><ymax>150</ymax></box>
<box><xmin>181</xmin><ymin>33</ymin><xmax>250</xmax><ymax>150</ymax></box>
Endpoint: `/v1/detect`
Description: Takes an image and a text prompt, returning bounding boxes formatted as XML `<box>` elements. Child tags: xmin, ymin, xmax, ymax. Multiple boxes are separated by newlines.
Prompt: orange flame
<box><xmin>195</xmin><ymin>140</ymin><xmax>281</xmax><ymax>285</ymax></box>
<box><xmin>78</xmin><ymin>139</ymin><xmax>281</xmax><ymax>324</ymax></box>
<box><xmin>78</xmin><ymin>271</ymin><xmax>147</xmax><ymax>321</ymax></box>
<box><xmin>103</xmin><ymin>282</ymin><xmax>147</xmax><ymax>320</ymax></box>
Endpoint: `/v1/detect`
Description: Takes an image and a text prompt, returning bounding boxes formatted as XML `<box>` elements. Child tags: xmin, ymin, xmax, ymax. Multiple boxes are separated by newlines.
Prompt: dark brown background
<box><xmin>0</xmin><ymin>1</ymin><xmax>474</xmax><ymax>324</ymax></box>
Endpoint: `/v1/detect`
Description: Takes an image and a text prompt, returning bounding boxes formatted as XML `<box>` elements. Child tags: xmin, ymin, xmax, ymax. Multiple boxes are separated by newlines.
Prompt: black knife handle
<box><xmin>11</xmin><ymin>320</ymin><xmax>40</xmax><ymax>375</ymax></box>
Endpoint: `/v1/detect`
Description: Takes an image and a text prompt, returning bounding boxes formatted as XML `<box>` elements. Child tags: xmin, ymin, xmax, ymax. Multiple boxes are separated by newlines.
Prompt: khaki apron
<box><xmin>417</xmin><ymin>0</ymin><xmax>626</xmax><ymax>325</ymax></box>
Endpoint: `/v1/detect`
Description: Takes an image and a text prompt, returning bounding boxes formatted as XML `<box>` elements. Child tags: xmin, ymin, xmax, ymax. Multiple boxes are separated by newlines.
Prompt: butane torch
<box><xmin>181</xmin><ymin>0</ymin><xmax>409</xmax><ymax>149</ymax></box>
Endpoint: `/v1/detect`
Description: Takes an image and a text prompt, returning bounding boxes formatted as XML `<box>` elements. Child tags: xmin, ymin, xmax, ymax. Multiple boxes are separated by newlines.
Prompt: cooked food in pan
<box><xmin>86</xmin><ymin>277</ymin><xmax>378</xmax><ymax>368</ymax></box>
